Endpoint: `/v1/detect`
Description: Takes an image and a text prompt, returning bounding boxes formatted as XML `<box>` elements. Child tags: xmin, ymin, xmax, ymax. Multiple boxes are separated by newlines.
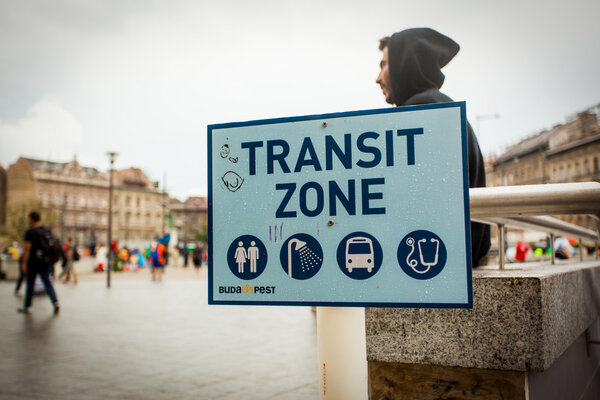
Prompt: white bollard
<box><xmin>317</xmin><ymin>307</ymin><xmax>368</xmax><ymax>400</ymax></box>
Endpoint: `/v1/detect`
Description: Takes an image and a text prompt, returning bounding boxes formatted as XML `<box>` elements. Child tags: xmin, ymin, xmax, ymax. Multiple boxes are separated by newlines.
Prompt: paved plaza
<box><xmin>0</xmin><ymin>262</ymin><xmax>319</xmax><ymax>399</ymax></box>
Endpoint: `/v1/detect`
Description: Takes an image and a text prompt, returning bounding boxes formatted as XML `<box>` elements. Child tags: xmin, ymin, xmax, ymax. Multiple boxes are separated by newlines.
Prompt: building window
<box><xmin>567</xmin><ymin>165</ymin><xmax>572</xmax><ymax>180</ymax></box>
<box><xmin>38</xmin><ymin>192</ymin><xmax>43</xmax><ymax>202</ymax></box>
<box><xmin>126</xmin><ymin>196</ymin><xmax>131</xmax><ymax>206</ymax></box>
<box><xmin>560</xmin><ymin>166</ymin><xmax>564</xmax><ymax>181</ymax></box>
<box><xmin>595</xmin><ymin>157</ymin><xmax>599</xmax><ymax>172</ymax></box>
<box><xmin>81</xmin><ymin>196</ymin><xmax>86</xmax><ymax>207</ymax></box>
<box><xmin>584</xmin><ymin>159</ymin><xmax>590</xmax><ymax>174</ymax></box>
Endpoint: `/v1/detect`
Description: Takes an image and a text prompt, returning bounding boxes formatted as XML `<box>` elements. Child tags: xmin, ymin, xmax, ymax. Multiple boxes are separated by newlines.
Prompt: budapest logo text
<box><xmin>219</xmin><ymin>284</ymin><xmax>276</xmax><ymax>294</ymax></box>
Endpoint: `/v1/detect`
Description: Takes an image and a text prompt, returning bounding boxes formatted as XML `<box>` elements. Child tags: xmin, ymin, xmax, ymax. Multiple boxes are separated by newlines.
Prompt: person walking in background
<box><xmin>375</xmin><ymin>27</ymin><xmax>491</xmax><ymax>267</ymax></box>
<box><xmin>515</xmin><ymin>241</ymin><xmax>531</xmax><ymax>262</ymax></box>
<box><xmin>59</xmin><ymin>237</ymin><xmax>79</xmax><ymax>284</ymax></box>
<box><xmin>150</xmin><ymin>240</ymin><xmax>166</xmax><ymax>281</ymax></box>
<box><xmin>18</xmin><ymin>211</ymin><xmax>60</xmax><ymax>315</ymax></box>
<box><xmin>192</xmin><ymin>244</ymin><xmax>202</xmax><ymax>272</ymax></box>
<box><xmin>183</xmin><ymin>244</ymin><xmax>189</xmax><ymax>267</ymax></box>
<box><xmin>554</xmin><ymin>236</ymin><xmax>574</xmax><ymax>259</ymax></box>
<box><xmin>89</xmin><ymin>231</ymin><xmax>97</xmax><ymax>256</ymax></box>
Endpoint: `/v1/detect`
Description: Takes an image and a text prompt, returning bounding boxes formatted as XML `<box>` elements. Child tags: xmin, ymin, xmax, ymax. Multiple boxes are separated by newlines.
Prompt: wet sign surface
<box><xmin>208</xmin><ymin>102</ymin><xmax>472</xmax><ymax>307</ymax></box>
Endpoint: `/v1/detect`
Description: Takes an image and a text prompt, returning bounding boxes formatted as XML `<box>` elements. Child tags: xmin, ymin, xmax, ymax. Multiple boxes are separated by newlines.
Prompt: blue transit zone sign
<box><xmin>208</xmin><ymin>102</ymin><xmax>473</xmax><ymax>308</ymax></box>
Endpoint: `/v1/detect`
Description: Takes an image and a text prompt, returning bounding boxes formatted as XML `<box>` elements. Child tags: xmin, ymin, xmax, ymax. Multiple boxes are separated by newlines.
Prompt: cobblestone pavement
<box><xmin>0</xmin><ymin>261</ymin><xmax>319</xmax><ymax>399</ymax></box>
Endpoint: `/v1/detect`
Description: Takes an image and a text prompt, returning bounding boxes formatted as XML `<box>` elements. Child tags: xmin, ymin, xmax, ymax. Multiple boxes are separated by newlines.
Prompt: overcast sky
<box><xmin>1</xmin><ymin>0</ymin><xmax>599</xmax><ymax>199</ymax></box>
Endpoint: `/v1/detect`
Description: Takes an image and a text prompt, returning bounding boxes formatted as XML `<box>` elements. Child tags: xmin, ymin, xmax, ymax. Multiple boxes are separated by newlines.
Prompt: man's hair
<box><xmin>379</xmin><ymin>36</ymin><xmax>390</xmax><ymax>51</ymax></box>
<box><xmin>29</xmin><ymin>211</ymin><xmax>41</xmax><ymax>222</ymax></box>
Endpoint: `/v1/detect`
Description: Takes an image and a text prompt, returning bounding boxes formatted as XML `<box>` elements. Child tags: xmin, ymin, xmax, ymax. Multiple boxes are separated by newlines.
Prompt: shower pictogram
<box><xmin>280</xmin><ymin>233</ymin><xmax>323</xmax><ymax>280</ymax></box>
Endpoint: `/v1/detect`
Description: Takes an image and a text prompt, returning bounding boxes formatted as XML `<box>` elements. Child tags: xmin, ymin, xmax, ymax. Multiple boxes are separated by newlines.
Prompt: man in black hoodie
<box><xmin>376</xmin><ymin>27</ymin><xmax>490</xmax><ymax>267</ymax></box>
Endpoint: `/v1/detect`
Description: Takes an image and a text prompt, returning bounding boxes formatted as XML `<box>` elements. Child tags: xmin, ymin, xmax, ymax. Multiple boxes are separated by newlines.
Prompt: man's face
<box><xmin>376</xmin><ymin>46</ymin><xmax>393</xmax><ymax>104</ymax></box>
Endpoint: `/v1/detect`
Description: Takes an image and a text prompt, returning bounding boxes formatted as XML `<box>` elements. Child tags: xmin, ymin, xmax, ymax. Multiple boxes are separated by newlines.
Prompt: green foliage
<box><xmin>1</xmin><ymin>202</ymin><xmax>58</xmax><ymax>244</ymax></box>
<box><xmin>195</xmin><ymin>224</ymin><xmax>208</xmax><ymax>244</ymax></box>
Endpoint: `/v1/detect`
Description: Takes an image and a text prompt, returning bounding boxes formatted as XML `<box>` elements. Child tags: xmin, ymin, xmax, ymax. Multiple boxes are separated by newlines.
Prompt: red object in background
<box><xmin>515</xmin><ymin>242</ymin><xmax>530</xmax><ymax>262</ymax></box>
<box><xmin>566</xmin><ymin>237</ymin><xmax>577</xmax><ymax>245</ymax></box>
<box><xmin>110</xmin><ymin>240</ymin><xmax>118</xmax><ymax>253</ymax></box>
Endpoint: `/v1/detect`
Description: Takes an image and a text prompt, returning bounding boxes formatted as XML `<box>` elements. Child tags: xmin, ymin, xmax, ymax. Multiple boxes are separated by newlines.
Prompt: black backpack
<box><xmin>35</xmin><ymin>226</ymin><xmax>62</xmax><ymax>265</ymax></box>
<box><xmin>73</xmin><ymin>246</ymin><xmax>80</xmax><ymax>261</ymax></box>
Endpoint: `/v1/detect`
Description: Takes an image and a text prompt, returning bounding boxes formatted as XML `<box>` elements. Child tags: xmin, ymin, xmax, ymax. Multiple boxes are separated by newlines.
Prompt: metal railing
<box><xmin>470</xmin><ymin>182</ymin><xmax>600</xmax><ymax>269</ymax></box>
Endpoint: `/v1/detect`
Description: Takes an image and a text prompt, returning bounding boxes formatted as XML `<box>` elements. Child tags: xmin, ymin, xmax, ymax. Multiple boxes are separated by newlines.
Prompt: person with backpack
<box><xmin>59</xmin><ymin>237</ymin><xmax>79</xmax><ymax>284</ymax></box>
<box><xmin>150</xmin><ymin>239</ymin><xmax>166</xmax><ymax>281</ymax></box>
<box><xmin>18</xmin><ymin>211</ymin><xmax>60</xmax><ymax>314</ymax></box>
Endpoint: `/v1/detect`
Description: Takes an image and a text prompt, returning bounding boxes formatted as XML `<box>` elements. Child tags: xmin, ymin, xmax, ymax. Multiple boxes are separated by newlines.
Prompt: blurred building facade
<box><xmin>111</xmin><ymin>167</ymin><xmax>166</xmax><ymax>247</ymax></box>
<box><xmin>486</xmin><ymin>106</ymin><xmax>600</xmax><ymax>230</ymax></box>
<box><xmin>3</xmin><ymin>156</ymin><xmax>167</xmax><ymax>247</ymax></box>
<box><xmin>170</xmin><ymin>196</ymin><xmax>208</xmax><ymax>245</ymax></box>
<box><xmin>0</xmin><ymin>166</ymin><xmax>6</xmax><ymax>230</ymax></box>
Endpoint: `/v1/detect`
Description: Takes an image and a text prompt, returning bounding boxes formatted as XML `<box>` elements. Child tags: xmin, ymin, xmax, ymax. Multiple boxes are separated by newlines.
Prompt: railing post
<box><xmin>551</xmin><ymin>233</ymin><xmax>556</xmax><ymax>264</ymax></box>
<box><xmin>579</xmin><ymin>238</ymin><xmax>583</xmax><ymax>261</ymax></box>
<box><xmin>498</xmin><ymin>223</ymin><xmax>505</xmax><ymax>270</ymax></box>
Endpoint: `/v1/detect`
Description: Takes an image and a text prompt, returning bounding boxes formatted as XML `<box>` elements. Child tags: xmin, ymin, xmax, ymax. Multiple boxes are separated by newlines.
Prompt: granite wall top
<box><xmin>366</xmin><ymin>260</ymin><xmax>600</xmax><ymax>371</ymax></box>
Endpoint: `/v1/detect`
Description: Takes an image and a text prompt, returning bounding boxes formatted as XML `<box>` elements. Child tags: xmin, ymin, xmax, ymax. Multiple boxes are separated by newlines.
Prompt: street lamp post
<box><xmin>106</xmin><ymin>151</ymin><xmax>118</xmax><ymax>288</ymax></box>
<box><xmin>161</xmin><ymin>172</ymin><xmax>167</xmax><ymax>237</ymax></box>
<box><xmin>60</xmin><ymin>193</ymin><xmax>67</xmax><ymax>242</ymax></box>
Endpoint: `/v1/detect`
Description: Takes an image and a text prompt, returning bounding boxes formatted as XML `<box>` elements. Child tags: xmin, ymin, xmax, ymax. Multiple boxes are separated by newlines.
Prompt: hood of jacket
<box><xmin>387</xmin><ymin>28</ymin><xmax>459</xmax><ymax>106</ymax></box>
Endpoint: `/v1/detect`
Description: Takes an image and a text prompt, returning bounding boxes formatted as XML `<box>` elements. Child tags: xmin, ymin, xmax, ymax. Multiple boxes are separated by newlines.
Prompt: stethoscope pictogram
<box><xmin>397</xmin><ymin>230</ymin><xmax>447</xmax><ymax>280</ymax></box>
<box><xmin>405</xmin><ymin>237</ymin><xmax>440</xmax><ymax>274</ymax></box>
